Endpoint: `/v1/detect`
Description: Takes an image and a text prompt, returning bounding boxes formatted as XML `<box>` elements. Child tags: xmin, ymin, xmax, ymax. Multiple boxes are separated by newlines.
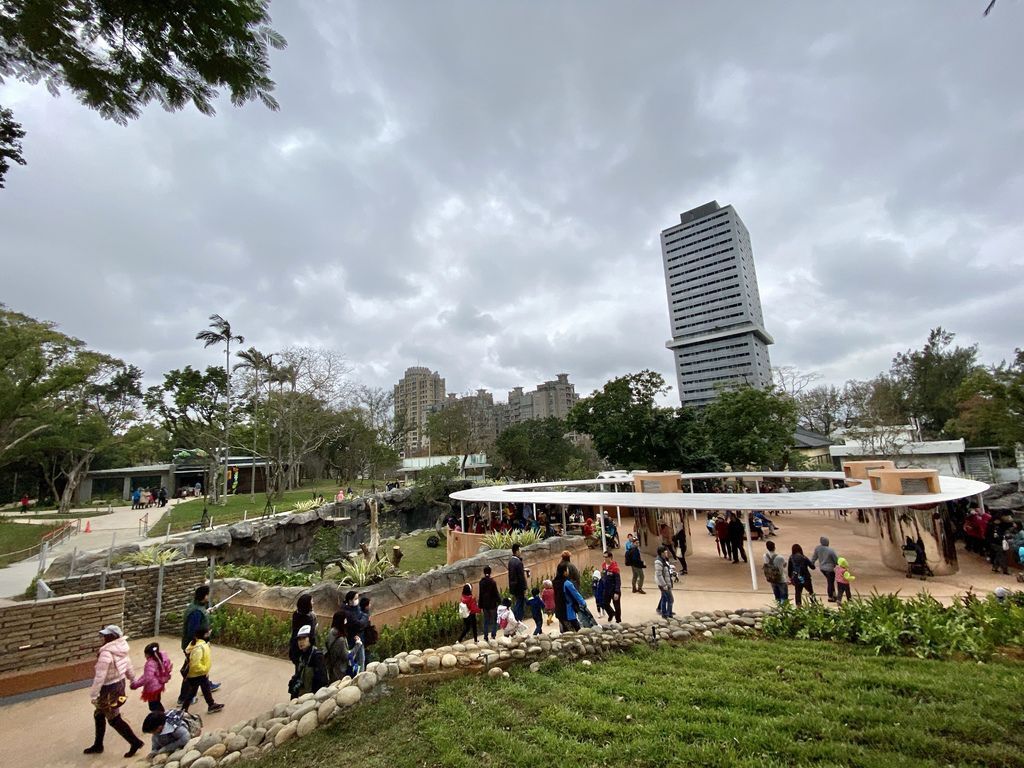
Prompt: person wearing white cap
<box><xmin>84</xmin><ymin>625</ymin><xmax>145</xmax><ymax>757</ymax></box>
<box><xmin>287</xmin><ymin>624</ymin><xmax>328</xmax><ymax>698</ymax></box>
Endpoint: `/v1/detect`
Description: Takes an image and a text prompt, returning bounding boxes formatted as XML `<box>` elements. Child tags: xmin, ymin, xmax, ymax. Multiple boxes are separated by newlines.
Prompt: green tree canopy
<box><xmin>946</xmin><ymin>350</ymin><xmax>1024</xmax><ymax>449</ymax></box>
<box><xmin>891</xmin><ymin>327</ymin><xmax>979</xmax><ymax>439</ymax></box>
<box><xmin>0</xmin><ymin>0</ymin><xmax>286</xmax><ymax>186</ymax></box>
<box><xmin>494</xmin><ymin>417</ymin><xmax>587</xmax><ymax>481</ymax></box>
<box><xmin>703</xmin><ymin>386</ymin><xmax>798</xmax><ymax>470</ymax></box>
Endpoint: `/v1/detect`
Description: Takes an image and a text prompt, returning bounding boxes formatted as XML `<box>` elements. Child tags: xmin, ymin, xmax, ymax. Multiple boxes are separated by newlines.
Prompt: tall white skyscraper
<box><xmin>661</xmin><ymin>200</ymin><xmax>774</xmax><ymax>407</ymax></box>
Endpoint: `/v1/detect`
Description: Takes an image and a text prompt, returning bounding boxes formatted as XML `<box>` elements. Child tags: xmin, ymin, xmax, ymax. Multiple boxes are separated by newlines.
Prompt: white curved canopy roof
<box><xmin>449</xmin><ymin>471</ymin><xmax>988</xmax><ymax>511</ymax></box>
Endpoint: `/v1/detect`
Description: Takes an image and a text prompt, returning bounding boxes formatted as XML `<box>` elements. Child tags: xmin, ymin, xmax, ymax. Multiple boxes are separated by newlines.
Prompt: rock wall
<box><xmin>139</xmin><ymin>608</ymin><xmax>768</xmax><ymax>768</ymax></box>
<box><xmin>45</xmin><ymin>559</ymin><xmax>208</xmax><ymax>638</ymax></box>
<box><xmin>210</xmin><ymin>535</ymin><xmax>598</xmax><ymax>627</ymax></box>
<box><xmin>0</xmin><ymin>588</ymin><xmax>125</xmax><ymax>676</ymax></box>
<box><xmin>982</xmin><ymin>482</ymin><xmax>1024</xmax><ymax>514</ymax></box>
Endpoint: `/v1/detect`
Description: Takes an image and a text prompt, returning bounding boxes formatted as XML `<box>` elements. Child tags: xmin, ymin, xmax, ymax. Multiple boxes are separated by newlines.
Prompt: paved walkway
<box><xmin>588</xmin><ymin>511</ymin><xmax>1015</xmax><ymax>622</ymax></box>
<box><xmin>0</xmin><ymin>639</ymin><xmax>291</xmax><ymax>768</ymax></box>
<box><xmin>0</xmin><ymin>504</ymin><xmax>154</xmax><ymax>599</ymax></box>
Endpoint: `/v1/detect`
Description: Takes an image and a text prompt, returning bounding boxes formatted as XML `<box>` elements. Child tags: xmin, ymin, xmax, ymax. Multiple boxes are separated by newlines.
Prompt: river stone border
<box><xmin>136</xmin><ymin>608</ymin><xmax>767</xmax><ymax>768</ymax></box>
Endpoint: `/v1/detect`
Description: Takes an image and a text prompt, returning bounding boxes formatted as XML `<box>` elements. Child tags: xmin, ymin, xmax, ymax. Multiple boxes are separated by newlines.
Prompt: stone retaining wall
<box><xmin>138</xmin><ymin>608</ymin><xmax>766</xmax><ymax>768</ymax></box>
<box><xmin>0</xmin><ymin>588</ymin><xmax>125</xmax><ymax>676</ymax></box>
<box><xmin>210</xmin><ymin>535</ymin><xmax>600</xmax><ymax>628</ymax></box>
<box><xmin>45</xmin><ymin>559</ymin><xmax>207</xmax><ymax>638</ymax></box>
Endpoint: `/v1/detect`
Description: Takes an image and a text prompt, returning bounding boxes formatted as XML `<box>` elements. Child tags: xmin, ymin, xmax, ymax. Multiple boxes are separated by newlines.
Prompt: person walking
<box><xmin>457</xmin><ymin>583</ymin><xmax>480</xmax><ymax>642</ymax></box>
<box><xmin>178</xmin><ymin>586</ymin><xmax>220</xmax><ymax>705</ymax></box>
<box><xmin>20</xmin><ymin>493</ymin><xmax>29</xmax><ymax>513</ymax></box>
<box><xmin>654</xmin><ymin>546</ymin><xmax>674</xmax><ymax>619</ymax></box>
<box><xmin>624</xmin><ymin>536</ymin><xmax>646</xmax><ymax>593</ymax></box>
<box><xmin>553</xmin><ymin>562</ymin><xmax>570</xmax><ymax>632</ymax></box>
<box><xmin>526</xmin><ymin>587</ymin><xmax>545</xmax><ymax>635</ymax></box>
<box><xmin>508</xmin><ymin>543</ymin><xmax>527</xmax><ymax>620</ymax></box>
<box><xmin>600</xmin><ymin>550</ymin><xmax>622</xmax><ymax>623</ymax></box>
<box><xmin>478</xmin><ymin>565</ymin><xmax>501</xmax><ymax>641</ymax></box>
<box><xmin>715</xmin><ymin>515</ymin><xmax>731</xmax><ymax>560</ymax></box>
<box><xmin>130</xmin><ymin>642</ymin><xmax>173</xmax><ymax>712</ymax></box>
<box><xmin>762</xmin><ymin>540</ymin><xmax>788</xmax><ymax>605</ymax></box>
<box><xmin>727</xmin><ymin>513</ymin><xmax>748</xmax><ymax>564</ymax></box>
<box><xmin>83</xmin><ymin>625</ymin><xmax>145</xmax><ymax>757</ymax></box>
<box><xmin>788</xmin><ymin>544</ymin><xmax>817</xmax><ymax>607</ymax></box>
<box><xmin>180</xmin><ymin>627</ymin><xmax>224</xmax><ymax>714</ymax></box>
<box><xmin>541</xmin><ymin>579</ymin><xmax>556</xmax><ymax>625</ymax></box>
<box><xmin>562</xmin><ymin>569</ymin><xmax>588</xmax><ymax>632</ymax></box>
<box><xmin>672</xmin><ymin>523</ymin><xmax>688</xmax><ymax>575</ymax></box>
<box><xmin>835</xmin><ymin>557</ymin><xmax>856</xmax><ymax>603</ymax></box>
<box><xmin>288</xmin><ymin>594</ymin><xmax>318</xmax><ymax>671</ymax></box>
<box><xmin>812</xmin><ymin>536</ymin><xmax>839</xmax><ymax>601</ymax></box>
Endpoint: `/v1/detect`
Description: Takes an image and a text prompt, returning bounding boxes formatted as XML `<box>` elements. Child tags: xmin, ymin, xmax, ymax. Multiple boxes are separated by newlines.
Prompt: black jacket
<box><xmin>624</xmin><ymin>546</ymin><xmax>644</xmax><ymax>568</ymax></box>
<box><xmin>727</xmin><ymin>517</ymin><xmax>745</xmax><ymax>543</ymax></box>
<box><xmin>288</xmin><ymin>611</ymin><xmax>317</xmax><ymax>667</ymax></box>
<box><xmin>478</xmin><ymin>575</ymin><xmax>500</xmax><ymax>610</ymax></box>
<box><xmin>507</xmin><ymin>555</ymin><xmax>527</xmax><ymax>596</ymax></box>
<box><xmin>294</xmin><ymin>646</ymin><xmax>328</xmax><ymax>695</ymax></box>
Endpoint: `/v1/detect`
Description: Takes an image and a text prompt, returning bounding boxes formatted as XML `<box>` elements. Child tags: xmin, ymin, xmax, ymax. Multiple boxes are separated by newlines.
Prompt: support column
<box><xmin>743</xmin><ymin>512</ymin><xmax>757</xmax><ymax>591</ymax></box>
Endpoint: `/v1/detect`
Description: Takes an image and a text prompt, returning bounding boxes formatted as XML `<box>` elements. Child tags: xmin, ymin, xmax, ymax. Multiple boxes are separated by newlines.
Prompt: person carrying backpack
<box><xmin>130</xmin><ymin>642</ymin><xmax>173</xmax><ymax>712</ymax></box>
<box><xmin>141</xmin><ymin>709</ymin><xmax>199</xmax><ymax>758</ymax></box>
<box><xmin>763</xmin><ymin>540</ymin><xmax>788</xmax><ymax>604</ymax></box>
<box><xmin>288</xmin><ymin>624</ymin><xmax>328</xmax><ymax>698</ymax></box>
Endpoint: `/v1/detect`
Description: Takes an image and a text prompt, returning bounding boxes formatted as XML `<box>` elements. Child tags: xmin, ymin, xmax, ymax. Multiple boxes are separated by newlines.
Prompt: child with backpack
<box><xmin>835</xmin><ymin>557</ymin><xmax>856</xmax><ymax>603</ymax></box>
<box><xmin>180</xmin><ymin>628</ymin><xmax>224</xmax><ymax>714</ymax></box>
<box><xmin>130</xmin><ymin>642</ymin><xmax>173</xmax><ymax>712</ymax></box>
<box><xmin>541</xmin><ymin>579</ymin><xmax>556</xmax><ymax>625</ymax></box>
<box><xmin>141</xmin><ymin>709</ymin><xmax>201</xmax><ymax>759</ymax></box>
<box><xmin>526</xmin><ymin>587</ymin><xmax>545</xmax><ymax>635</ymax></box>
<box><xmin>497</xmin><ymin>597</ymin><xmax>529</xmax><ymax>638</ymax></box>
<box><xmin>457</xmin><ymin>583</ymin><xmax>480</xmax><ymax>642</ymax></box>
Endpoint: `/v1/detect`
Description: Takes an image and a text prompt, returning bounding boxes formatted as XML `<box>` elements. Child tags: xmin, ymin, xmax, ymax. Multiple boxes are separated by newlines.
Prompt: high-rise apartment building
<box><xmin>507</xmin><ymin>373</ymin><xmax>579</xmax><ymax>425</ymax></box>
<box><xmin>393</xmin><ymin>366</ymin><xmax>446</xmax><ymax>455</ymax></box>
<box><xmin>661</xmin><ymin>201</ymin><xmax>774</xmax><ymax>407</ymax></box>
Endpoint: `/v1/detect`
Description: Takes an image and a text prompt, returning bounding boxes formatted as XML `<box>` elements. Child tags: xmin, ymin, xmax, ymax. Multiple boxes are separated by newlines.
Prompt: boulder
<box><xmin>178</xmin><ymin>750</ymin><xmax>201</xmax><ymax>768</ymax></box>
<box><xmin>487</xmin><ymin>667</ymin><xmax>503</xmax><ymax>678</ymax></box>
<box><xmin>201</xmin><ymin>743</ymin><xmax>226</xmax><ymax>759</ymax></box>
<box><xmin>224</xmin><ymin>735</ymin><xmax>248</xmax><ymax>753</ymax></box>
<box><xmin>336</xmin><ymin>686</ymin><xmax>362</xmax><ymax>708</ymax></box>
<box><xmin>355</xmin><ymin>671</ymin><xmax>378</xmax><ymax>692</ymax></box>
<box><xmin>441</xmin><ymin>653</ymin><xmax>458</xmax><ymax>669</ymax></box>
<box><xmin>189</xmin><ymin>759</ymin><xmax>216</xmax><ymax>768</ymax></box>
<box><xmin>221</xmin><ymin>753</ymin><xmax>241</xmax><ymax>766</ymax></box>
<box><xmin>318</xmin><ymin>698</ymin><xmax>338</xmax><ymax>723</ymax></box>
<box><xmin>193</xmin><ymin>733</ymin><xmax>221</xmax><ymax>755</ymax></box>
<box><xmin>274</xmin><ymin>721</ymin><xmax>298</xmax><ymax>747</ymax></box>
<box><xmin>246</xmin><ymin>728</ymin><xmax>267</xmax><ymax>748</ymax></box>
<box><xmin>296</xmin><ymin>710</ymin><xmax>319</xmax><ymax>738</ymax></box>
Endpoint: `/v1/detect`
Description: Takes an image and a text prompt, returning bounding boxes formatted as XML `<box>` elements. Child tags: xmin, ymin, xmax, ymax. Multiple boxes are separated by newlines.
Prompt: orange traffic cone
<box><xmin>84</xmin><ymin>520</ymin><xmax>91</xmax><ymax>533</ymax></box>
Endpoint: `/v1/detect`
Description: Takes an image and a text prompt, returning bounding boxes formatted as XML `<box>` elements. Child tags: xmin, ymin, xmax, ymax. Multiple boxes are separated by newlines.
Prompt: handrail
<box><xmin>0</xmin><ymin>519</ymin><xmax>78</xmax><ymax>563</ymax></box>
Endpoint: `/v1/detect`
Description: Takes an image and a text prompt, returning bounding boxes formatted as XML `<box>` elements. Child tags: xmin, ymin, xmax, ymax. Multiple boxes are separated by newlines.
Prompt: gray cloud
<box><xmin>1</xmin><ymin>1</ymin><xmax>1022</xmax><ymax>403</ymax></box>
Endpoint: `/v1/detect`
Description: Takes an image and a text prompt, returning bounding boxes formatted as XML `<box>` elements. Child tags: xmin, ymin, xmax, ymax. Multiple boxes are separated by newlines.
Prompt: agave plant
<box><xmin>337</xmin><ymin>556</ymin><xmax>401</xmax><ymax>587</ymax></box>
<box><xmin>481</xmin><ymin>529</ymin><xmax>541</xmax><ymax>551</ymax></box>
<box><xmin>292</xmin><ymin>500</ymin><xmax>319</xmax><ymax>513</ymax></box>
<box><xmin>116</xmin><ymin>545</ymin><xmax>181</xmax><ymax>566</ymax></box>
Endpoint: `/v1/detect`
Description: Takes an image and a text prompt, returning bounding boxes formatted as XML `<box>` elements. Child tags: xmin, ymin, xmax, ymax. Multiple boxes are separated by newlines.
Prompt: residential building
<box><xmin>661</xmin><ymin>200</ymin><xmax>774</xmax><ymax>407</ymax></box>
<box><xmin>393</xmin><ymin>366</ymin><xmax>446</xmax><ymax>455</ymax></box>
<box><xmin>507</xmin><ymin>373</ymin><xmax>579</xmax><ymax>425</ymax></box>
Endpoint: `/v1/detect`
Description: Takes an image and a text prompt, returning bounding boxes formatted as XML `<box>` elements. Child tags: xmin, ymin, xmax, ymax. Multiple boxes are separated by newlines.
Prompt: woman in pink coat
<box><xmin>84</xmin><ymin>625</ymin><xmax>145</xmax><ymax>758</ymax></box>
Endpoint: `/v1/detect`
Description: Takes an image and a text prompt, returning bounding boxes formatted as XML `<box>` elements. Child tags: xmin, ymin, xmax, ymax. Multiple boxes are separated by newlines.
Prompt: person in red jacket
<box><xmin>457</xmin><ymin>583</ymin><xmax>480</xmax><ymax>642</ymax></box>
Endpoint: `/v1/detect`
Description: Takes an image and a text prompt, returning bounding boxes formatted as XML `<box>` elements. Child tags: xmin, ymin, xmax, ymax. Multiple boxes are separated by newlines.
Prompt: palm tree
<box><xmin>234</xmin><ymin>347</ymin><xmax>275</xmax><ymax>500</ymax></box>
<box><xmin>196</xmin><ymin>314</ymin><xmax>244</xmax><ymax>502</ymax></box>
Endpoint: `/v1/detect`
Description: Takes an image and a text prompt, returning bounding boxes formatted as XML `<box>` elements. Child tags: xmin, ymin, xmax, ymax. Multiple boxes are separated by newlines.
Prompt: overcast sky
<box><xmin>1</xmin><ymin>2</ymin><xmax>1021</xmax><ymax>405</ymax></box>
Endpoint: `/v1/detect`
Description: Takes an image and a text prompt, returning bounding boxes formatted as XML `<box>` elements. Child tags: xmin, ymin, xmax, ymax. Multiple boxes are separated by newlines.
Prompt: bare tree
<box><xmin>772</xmin><ymin>366</ymin><xmax>823</xmax><ymax>399</ymax></box>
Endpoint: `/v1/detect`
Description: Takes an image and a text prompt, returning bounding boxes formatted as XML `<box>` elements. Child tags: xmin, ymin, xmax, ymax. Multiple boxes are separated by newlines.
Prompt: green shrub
<box><xmin>337</xmin><ymin>556</ymin><xmax>402</xmax><ymax>587</ymax></box>
<box><xmin>116</xmin><ymin>545</ymin><xmax>181</xmax><ymax>566</ymax></box>
<box><xmin>209</xmin><ymin>608</ymin><xmax>293</xmax><ymax>656</ymax></box>
<box><xmin>376</xmin><ymin>602</ymin><xmax>461</xmax><ymax>660</ymax></box>
<box><xmin>481</xmin><ymin>529</ymin><xmax>541</xmax><ymax>550</ymax></box>
<box><xmin>761</xmin><ymin>590</ymin><xmax>1024</xmax><ymax>661</ymax></box>
<box><xmin>215</xmin><ymin>563</ymin><xmax>318</xmax><ymax>587</ymax></box>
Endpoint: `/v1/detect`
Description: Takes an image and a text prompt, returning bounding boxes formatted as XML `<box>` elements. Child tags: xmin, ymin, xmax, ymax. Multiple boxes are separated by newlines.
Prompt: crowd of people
<box><xmin>130</xmin><ymin>486</ymin><xmax>168</xmax><ymax>510</ymax></box>
<box><xmin>961</xmin><ymin>504</ymin><xmax>1024</xmax><ymax>577</ymax></box>
<box><xmin>761</xmin><ymin>536</ymin><xmax>856</xmax><ymax>607</ymax></box>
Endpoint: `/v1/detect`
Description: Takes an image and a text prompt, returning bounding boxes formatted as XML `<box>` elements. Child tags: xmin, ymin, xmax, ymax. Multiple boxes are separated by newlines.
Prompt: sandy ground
<box><xmin>0</xmin><ymin>639</ymin><xmax>292</xmax><ymax>768</ymax></box>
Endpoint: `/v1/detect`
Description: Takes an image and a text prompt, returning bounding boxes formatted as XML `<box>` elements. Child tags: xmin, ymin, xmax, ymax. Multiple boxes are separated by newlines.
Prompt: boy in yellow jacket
<box><xmin>181</xmin><ymin>627</ymin><xmax>224</xmax><ymax>714</ymax></box>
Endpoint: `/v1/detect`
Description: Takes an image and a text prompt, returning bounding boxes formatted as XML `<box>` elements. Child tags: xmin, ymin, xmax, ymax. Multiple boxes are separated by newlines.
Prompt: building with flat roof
<box><xmin>661</xmin><ymin>200</ymin><xmax>774</xmax><ymax>407</ymax></box>
<box><xmin>507</xmin><ymin>373</ymin><xmax>579</xmax><ymax>424</ymax></box>
<box><xmin>393</xmin><ymin>366</ymin><xmax>446</xmax><ymax>455</ymax></box>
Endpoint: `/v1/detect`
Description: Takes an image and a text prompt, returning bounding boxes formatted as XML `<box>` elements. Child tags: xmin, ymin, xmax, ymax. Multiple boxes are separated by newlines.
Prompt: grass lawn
<box><xmin>0</xmin><ymin>521</ymin><xmax>62</xmax><ymax>567</ymax></box>
<box><xmin>382</xmin><ymin>530</ymin><xmax>446</xmax><ymax>575</ymax></box>
<box><xmin>147</xmin><ymin>480</ymin><xmax>379</xmax><ymax>535</ymax></box>
<box><xmin>252</xmin><ymin>638</ymin><xmax>1024</xmax><ymax>768</ymax></box>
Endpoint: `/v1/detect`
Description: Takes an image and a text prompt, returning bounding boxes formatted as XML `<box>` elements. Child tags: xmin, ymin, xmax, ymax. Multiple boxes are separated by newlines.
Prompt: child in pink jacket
<box><xmin>835</xmin><ymin>557</ymin><xmax>856</xmax><ymax>604</ymax></box>
<box><xmin>130</xmin><ymin>642</ymin><xmax>173</xmax><ymax>712</ymax></box>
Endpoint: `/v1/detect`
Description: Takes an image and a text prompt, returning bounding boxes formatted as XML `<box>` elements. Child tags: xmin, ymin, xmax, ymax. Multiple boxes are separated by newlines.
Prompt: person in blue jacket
<box><xmin>561</xmin><ymin>563</ymin><xmax>587</xmax><ymax>632</ymax></box>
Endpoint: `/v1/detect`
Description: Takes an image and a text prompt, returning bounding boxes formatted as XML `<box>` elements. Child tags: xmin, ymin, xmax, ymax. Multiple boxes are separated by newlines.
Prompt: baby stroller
<box><xmin>902</xmin><ymin>538</ymin><xmax>934</xmax><ymax>579</ymax></box>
